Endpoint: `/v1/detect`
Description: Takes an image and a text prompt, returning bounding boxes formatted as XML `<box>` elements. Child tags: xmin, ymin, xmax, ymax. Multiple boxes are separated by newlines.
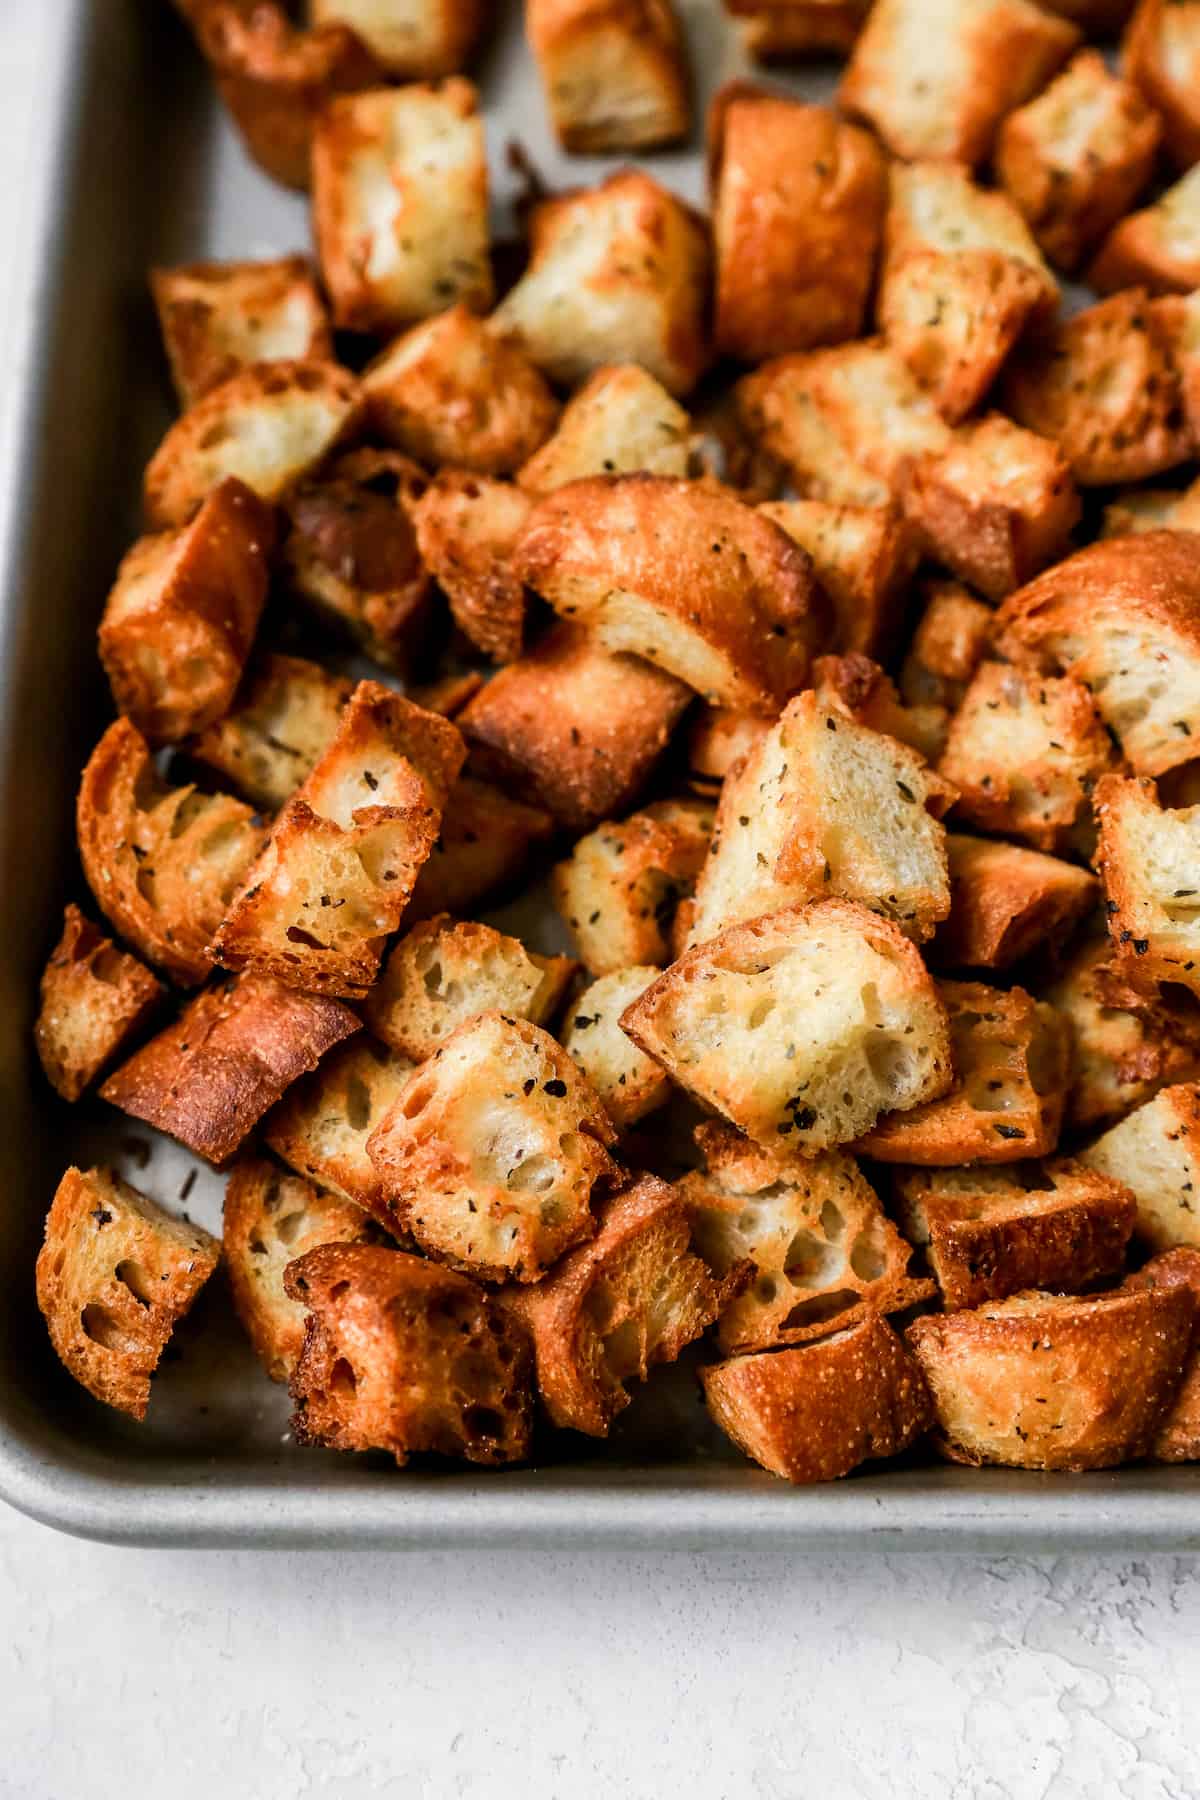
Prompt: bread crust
<box><xmin>1123</xmin><ymin>0</ymin><xmax>1200</xmax><ymax>170</ymax></box>
<box><xmin>151</xmin><ymin>255</ymin><xmax>333</xmax><ymax>406</ymax></box>
<box><xmin>527</xmin><ymin>0</ymin><xmax>690</xmax><ymax>152</ymax></box>
<box><xmin>412</xmin><ymin>472</ymin><xmax>532</xmax><ymax>663</ymax></box>
<box><xmin>551</xmin><ymin>797</ymin><xmax>715</xmax><ymax>975</ymax></box>
<box><xmin>935</xmin><ymin>834</ymin><xmax>1097</xmax><ymax>971</ymax></box>
<box><xmin>516</xmin><ymin>364</ymin><xmax>691</xmax><ymax>495</ymax></box>
<box><xmin>1124</xmin><ymin>1247</ymin><xmax>1200</xmax><ymax>1461</ymax></box>
<box><xmin>760</xmin><ymin>502</ymin><xmax>919</xmax><ymax>660</ymax></box>
<box><xmin>187</xmin><ymin>652</ymin><xmax>353</xmax><ymax>813</ymax></box>
<box><xmin>35</xmin><ymin>907</ymin><xmax>165</xmax><ymax>1102</ymax></box>
<box><xmin>263</xmin><ymin>1034</ymin><xmax>418</xmax><ymax>1217</ymax></box>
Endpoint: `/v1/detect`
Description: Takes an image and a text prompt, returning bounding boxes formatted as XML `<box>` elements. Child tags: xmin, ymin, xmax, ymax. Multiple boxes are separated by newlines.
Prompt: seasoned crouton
<box><xmin>1091</xmin><ymin>165</ymin><xmax>1200</xmax><ymax>297</ymax></box>
<box><xmin>36</xmin><ymin>1166</ymin><xmax>219</xmax><ymax>1419</ymax></box>
<box><xmin>517</xmin><ymin>364</ymin><xmax>691</xmax><ymax>495</ymax></box>
<box><xmin>365</xmin><ymin>1011</ymin><xmax>618</xmax><ymax>1280</ymax></box>
<box><xmin>702</xmin><ymin>1314</ymin><xmax>933</xmax><ymax>1484</ymax></box>
<box><xmin>995</xmin><ymin>51</ymin><xmax>1162</xmax><ymax>273</ymax></box>
<box><xmin>709</xmin><ymin>93</ymin><xmax>885</xmax><ymax>364</ymax></box>
<box><xmin>406</xmin><ymin>774</ymin><xmax>555</xmax><ymax>918</ymax></box>
<box><xmin>490</xmin><ymin>169</ymin><xmax>711</xmax><ymax>396</ymax></box>
<box><xmin>264</xmin><ymin>1034</ymin><xmax>417</xmax><ymax>1216</ymax></box>
<box><xmin>309</xmin><ymin>0</ymin><xmax>486</xmax><ymax>77</ymax></box>
<box><xmin>77</xmin><ymin>718</ymin><xmax>267</xmax><ymax>987</ymax></box>
<box><xmin>457</xmin><ymin>622</ymin><xmax>692</xmax><ymax>832</ymax></box>
<box><xmin>412</xmin><ymin>472</ymin><xmax>532</xmax><ymax>663</ymax></box>
<box><xmin>839</xmin><ymin>0</ymin><xmax>1078</xmax><ymax>168</ymax></box>
<box><xmin>994</xmin><ymin>532</ymin><xmax>1200</xmax><ymax>777</ymax></box>
<box><xmin>1124</xmin><ymin>0</ymin><xmax>1200</xmax><ymax>170</ymax></box>
<box><xmin>35</xmin><ymin>907</ymin><xmax>164</xmax><ymax>1102</ymax></box>
<box><xmin>810</xmin><ymin>655</ymin><xmax>947</xmax><ymax>763</ymax></box>
<box><xmin>285</xmin><ymin>1242</ymin><xmax>533</xmax><ymax>1464</ymax></box>
<box><xmin>685</xmin><ymin>708</ymin><xmax>773</xmax><ymax>794</ymax></box>
<box><xmin>100</xmin><ymin>479</ymin><xmax>274</xmax><ymax>744</ymax></box>
<box><xmin>214</xmin><ymin>683</ymin><xmax>464</xmax><ymax>998</ymax></box>
<box><xmin>1124</xmin><ymin>1246</ymin><xmax>1200</xmax><ymax>1461</ymax></box>
<box><xmin>144</xmin><ymin>359</ymin><xmax>362</xmax><ymax>528</ymax></box>
<box><xmin>1095</xmin><ymin>774</ymin><xmax>1200</xmax><ymax>1000</ymax></box>
<box><xmin>687</xmin><ymin>690</ymin><xmax>954</xmax><ymax>948</ymax></box>
<box><xmin>898</xmin><ymin>580</ymin><xmax>992</xmax><ymax>718</ymax></box>
<box><xmin>906</xmin><ymin>1283</ymin><xmax>1194</xmax><ymax>1469</ymax></box>
<box><xmin>188</xmin><ymin>653</ymin><xmax>353</xmax><ymax>813</ymax></box>
<box><xmin>759</xmin><ymin>502</ymin><xmax>919</xmax><ymax>659</ymax></box>
<box><xmin>223</xmin><ymin>1156</ymin><xmax>378</xmax><ymax>1380</ymax></box>
<box><xmin>935</xmin><ymin>834</ymin><xmax>1097</xmax><ymax>971</ymax></box>
<box><xmin>312</xmin><ymin>81</ymin><xmax>491</xmax><ymax>334</ymax></box>
<box><xmin>724</xmin><ymin>0</ymin><xmax>871</xmax><ymax>60</ymax></box>
<box><xmin>561</xmin><ymin>967</ymin><xmax>670</xmax><ymax>1128</ymax></box>
<box><xmin>151</xmin><ymin>256</ymin><xmax>332</xmax><ymax>408</ymax></box>
<box><xmin>552</xmin><ymin>797</ymin><xmax>714</xmax><ymax>975</ymax></box>
<box><xmin>682</xmin><ymin>1122</ymin><xmax>933</xmax><ymax>1351</ymax></box>
<box><xmin>1046</xmin><ymin>937</ymin><xmax>1200</xmax><ymax>1129</ymax></box>
<box><xmin>364</xmin><ymin>915</ymin><xmax>573</xmax><ymax>1060</ymax></box>
<box><xmin>527</xmin><ymin>0</ymin><xmax>690</xmax><ymax>152</ymax></box>
<box><xmin>622</xmin><ymin>898</ymin><xmax>953</xmax><ymax>1153</ymax></box>
<box><xmin>1082</xmin><ymin>1082</ymin><xmax>1200</xmax><ymax>1249</ymax></box>
<box><xmin>514</xmin><ymin>476</ymin><xmax>826</xmax><ymax>713</ymax></box>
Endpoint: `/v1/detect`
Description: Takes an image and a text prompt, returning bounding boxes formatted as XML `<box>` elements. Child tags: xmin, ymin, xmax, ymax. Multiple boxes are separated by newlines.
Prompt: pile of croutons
<box><xmin>32</xmin><ymin>0</ymin><xmax>1200</xmax><ymax>1484</ymax></box>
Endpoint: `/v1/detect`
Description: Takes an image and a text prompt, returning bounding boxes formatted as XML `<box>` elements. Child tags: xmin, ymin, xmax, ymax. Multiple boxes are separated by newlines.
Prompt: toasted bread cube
<box><xmin>1091</xmin><ymin>165</ymin><xmax>1200</xmax><ymax>298</ymax></box>
<box><xmin>517</xmin><ymin>365</ymin><xmax>691</xmax><ymax>496</ymax></box>
<box><xmin>151</xmin><ymin>256</ymin><xmax>332</xmax><ymax>407</ymax></box>
<box><xmin>935</xmin><ymin>834</ymin><xmax>1097</xmax><ymax>970</ymax></box>
<box><xmin>995</xmin><ymin>51</ymin><xmax>1162</xmax><ymax>273</ymax></box>
<box><xmin>502</xmin><ymin>1175</ymin><xmax>723</xmax><ymax>1434</ymax></box>
<box><xmin>312</xmin><ymin>82</ymin><xmax>491</xmax><ymax>335</ymax></box>
<box><xmin>552</xmin><ymin>797</ymin><xmax>714</xmax><ymax>975</ymax></box>
<box><xmin>285</xmin><ymin>1243</ymin><xmax>533</xmax><ymax>1464</ymax></box>
<box><xmin>1046</xmin><ymin>937</ymin><xmax>1200</xmax><ymax>1129</ymax></box>
<box><xmin>514</xmin><ymin>476</ymin><xmax>825</xmax><ymax>713</ymax></box>
<box><xmin>685</xmin><ymin>708</ymin><xmax>773</xmax><ymax>795</ymax></box>
<box><xmin>214</xmin><ymin>684</ymin><xmax>465</xmax><ymax>998</ymax></box>
<box><xmin>688</xmin><ymin>690</ymin><xmax>954</xmax><ymax>948</ymax></box>
<box><xmin>77</xmin><ymin>719</ymin><xmax>267</xmax><ymax>988</ymax></box>
<box><xmin>412</xmin><ymin>472</ymin><xmax>532</xmax><ymax>663</ymax></box>
<box><xmin>1003</xmin><ymin>292</ymin><xmax>1190</xmax><ymax>487</ymax></box>
<box><xmin>737</xmin><ymin>339</ymin><xmax>951</xmax><ymax>508</ymax></box>
<box><xmin>263</xmin><ymin>1034</ymin><xmax>417</xmax><ymax>1217</ymax></box>
<box><xmin>840</xmin><ymin>0</ymin><xmax>1078</xmax><ymax>167</ymax></box>
<box><xmin>457</xmin><ymin>622</ymin><xmax>692</xmax><ymax>832</ymax></box>
<box><xmin>406</xmin><ymin>774</ymin><xmax>554</xmax><ymax>918</ymax></box>
<box><xmin>100</xmin><ymin>479</ymin><xmax>274</xmax><ymax>744</ymax></box>
<box><xmin>561</xmin><ymin>967</ymin><xmax>670</xmax><ymax>1128</ymax></box>
<box><xmin>490</xmin><ymin>170</ymin><xmax>710</xmax><ymax>396</ymax></box>
<box><xmin>759</xmin><ymin>501</ymin><xmax>919</xmax><ymax>659</ymax></box>
<box><xmin>1124</xmin><ymin>1246</ymin><xmax>1200</xmax><ymax>1461</ymax></box>
<box><xmin>898</xmin><ymin>580</ymin><xmax>993</xmax><ymax>719</ymax></box>
<box><xmin>188</xmin><ymin>653</ymin><xmax>353</xmax><ymax>813</ymax></box>
<box><xmin>223</xmin><ymin>1156</ymin><xmax>378</xmax><ymax>1381</ymax></box>
<box><xmin>309</xmin><ymin>0</ymin><xmax>486</xmax><ymax>77</ymax></box>
<box><xmin>366</xmin><ymin>1011</ymin><xmax>618</xmax><ymax>1280</ymax></box>
<box><xmin>35</xmin><ymin>907</ymin><xmax>165</xmax><ymax>1102</ymax></box>
<box><xmin>902</xmin><ymin>417</ymin><xmax>1079</xmax><ymax>603</ymax></box>
<box><xmin>527</xmin><ymin>0</ymin><xmax>690</xmax><ymax>152</ymax></box>
<box><xmin>1124</xmin><ymin>0</ymin><xmax>1200</xmax><ymax>170</ymax></box>
<box><xmin>36</xmin><ymin>1166</ymin><xmax>219</xmax><ymax>1420</ymax></box>
<box><xmin>622</xmin><ymin>899</ymin><xmax>952</xmax><ymax>1153</ymax></box>
<box><xmin>1082</xmin><ymin>1083</ymin><xmax>1200</xmax><ymax>1250</ymax></box>
<box><xmin>407</xmin><ymin>670</ymin><xmax>485</xmax><ymax>718</ymax></box>
<box><xmin>702</xmin><ymin>1313</ymin><xmax>933</xmax><ymax>1484</ymax></box>
<box><xmin>994</xmin><ymin>532</ymin><xmax>1200</xmax><ymax>777</ymax></box>
<box><xmin>709</xmin><ymin>93</ymin><xmax>885</xmax><ymax>364</ymax></box>
<box><xmin>1095</xmin><ymin>774</ymin><xmax>1200</xmax><ymax>1000</ymax></box>
<box><xmin>724</xmin><ymin>0</ymin><xmax>870</xmax><ymax>58</ymax></box>
<box><xmin>682</xmin><ymin>1122</ymin><xmax>933</xmax><ymax>1352</ymax></box>
<box><xmin>810</xmin><ymin>655</ymin><xmax>947</xmax><ymax>763</ymax></box>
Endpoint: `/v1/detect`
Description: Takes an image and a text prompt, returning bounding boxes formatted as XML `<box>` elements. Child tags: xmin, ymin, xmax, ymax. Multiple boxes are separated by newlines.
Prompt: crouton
<box><xmin>935</xmin><ymin>834</ymin><xmax>1097</xmax><ymax>970</ymax></box>
<box><xmin>1124</xmin><ymin>0</ymin><xmax>1200</xmax><ymax>170</ymax></box>
<box><xmin>994</xmin><ymin>532</ymin><xmax>1200</xmax><ymax>777</ymax></box>
<box><xmin>622</xmin><ymin>899</ymin><xmax>953</xmax><ymax>1152</ymax></box>
<box><xmin>312</xmin><ymin>81</ymin><xmax>490</xmax><ymax>334</ymax></box>
<box><xmin>759</xmin><ymin>501</ymin><xmax>919</xmax><ymax>659</ymax></box>
<box><xmin>686</xmin><ymin>388</ymin><xmax>783</xmax><ymax>504</ymax></box>
<box><xmin>406</xmin><ymin>774</ymin><xmax>555</xmax><ymax>918</ymax></box>
<box><xmin>737</xmin><ymin>339</ymin><xmax>952</xmax><ymax>508</ymax></box>
<box><xmin>1046</xmin><ymin>937</ymin><xmax>1200</xmax><ymax>1129</ymax></box>
<box><xmin>685</xmin><ymin>708</ymin><xmax>773</xmax><ymax>794</ymax></box>
<box><xmin>1091</xmin><ymin>165</ymin><xmax>1200</xmax><ymax>298</ymax></box>
<box><xmin>724</xmin><ymin>0</ymin><xmax>871</xmax><ymax>60</ymax></box>
<box><xmin>1002</xmin><ymin>292</ymin><xmax>1190</xmax><ymax>487</ymax></box>
<box><xmin>309</xmin><ymin>0</ymin><xmax>486</xmax><ymax>77</ymax></box>
<box><xmin>213</xmin><ymin>683</ymin><xmax>464</xmax><ymax>998</ymax></box>
<box><xmin>490</xmin><ymin>170</ymin><xmax>711</xmax><ymax>396</ymax></box>
<box><xmin>906</xmin><ymin>1283</ymin><xmax>1194</xmax><ymax>1469</ymax></box>
<box><xmin>407</xmin><ymin>670</ymin><xmax>485</xmax><ymax>718</ymax></box>
<box><xmin>412</xmin><ymin>472</ymin><xmax>532</xmax><ymax>663</ymax></box>
<box><xmin>517</xmin><ymin>365</ymin><xmax>691</xmax><ymax>496</ymax></box>
<box><xmin>709</xmin><ymin>92</ymin><xmax>886</xmax><ymax>364</ymax></box>
<box><xmin>898</xmin><ymin>580</ymin><xmax>993</xmax><ymax>717</ymax></box>
<box><xmin>995</xmin><ymin>51</ymin><xmax>1162</xmax><ymax>273</ymax></box>
<box><xmin>187</xmin><ymin>653</ymin><xmax>353</xmax><ymax>813</ymax></box>
<box><xmin>263</xmin><ymin>1034</ymin><xmax>417</xmax><ymax>1217</ymax></box>
<box><xmin>36</xmin><ymin>1166</ymin><xmax>219</xmax><ymax>1419</ymax></box>
<box><xmin>552</xmin><ymin>797</ymin><xmax>715</xmax><ymax>975</ymax></box>
<box><xmin>364</xmin><ymin>915</ymin><xmax>573</xmax><ymax>1060</ymax></box>
<box><xmin>561</xmin><ymin>967</ymin><xmax>671</xmax><ymax>1128</ymax></box>
<box><xmin>285</xmin><ymin>1243</ymin><xmax>533</xmax><ymax>1464</ymax></box>
<box><xmin>527</xmin><ymin>0</ymin><xmax>690</xmax><ymax>152</ymax></box>
<box><xmin>687</xmin><ymin>690</ymin><xmax>954</xmax><ymax>948</ymax></box>
<box><xmin>77</xmin><ymin>718</ymin><xmax>267</xmax><ymax>988</ymax></box>
<box><xmin>1103</xmin><ymin>476</ymin><xmax>1200</xmax><ymax>541</ymax></box>
<box><xmin>895</xmin><ymin>1160</ymin><xmax>1135</xmax><ymax>1308</ymax></box>
<box><xmin>457</xmin><ymin>622</ymin><xmax>691</xmax><ymax>832</ymax></box>
<box><xmin>810</xmin><ymin>655</ymin><xmax>947</xmax><ymax>763</ymax></box>
<box><xmin>144</xmin><ymin>360</ymin><xmax>362</xmax><ymax>529</ymax></box>
<box><xmin>1094</xmin><ymin>774</ymin><xmax>1200</xmax><ymax>1000</ymax></box>
<box><xmin>35</xmin><ymin>907</ymin><xmax>165</xmax><ymax>1103</ymax></box>
<box><xmin>1082</xmin><ymin>1082</ymin><xmax>1200</xmax><ymax>1250</ymax></box>
<box><xmin>839</xmin><ymin>0</ymin><xmax>1078</xmax><ymax>167</ymax></box>
<box><xmin>151</xmin><ymin>257</ymin><xmax>332</xmax><ymax>408</ymax></box>
<box><xmin>513</xmin><ymin>476</ymin><xmax>826</xmax><ymax>713</ymax></box>
<box><xmin>702</xmin><ymin>1313</ymin><xmax>933</xmax><ymax>1484</ymax></box>
<box><xmin>1124</xmin><ymin>1247</ymin><xmax>1200</xmax><ymax>1461</ymax></box>
<box><xmin>365</xmin><ymin>1011</ymin><xmax>618</xmax><ymax>1280</ymax></box>
<box><xmin>99</xmin><ymin>479</ymin><xmax>274</xmax><ymax>744</ymax></box>
<box><xmin>223</xmin><ymin>1156</ymin><xmax>378</xmax><ymax>1381</ymax></box>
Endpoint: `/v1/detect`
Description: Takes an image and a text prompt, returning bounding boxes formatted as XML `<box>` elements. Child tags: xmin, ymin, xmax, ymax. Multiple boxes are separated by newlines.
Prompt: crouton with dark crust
<box><xmin>264</xmin><ymin>1035</ymin><xmax>418</xmax><ymax>1218</ymax></box>
<box><xmin>810</xmin><ymin>656</ymin><xmax>946</xmax><ymax>765</ymax></box>
<box><xmin>1046</xmin><ymin>938</ymin><xmax>1200</xmax><ymax>1130</ymax></box>
<box><xmin>1081</xmin><ymin>1083</ymin><xmax>1200</xmax><ymax>1251</ymax></box>
<box><xmin>406</xmin><ymin>775</ymin><xmax>555</xmax><ymax>919</ymax></box>
<box><xmin>412</xmin><ymin>472</ymin><xmax>532</xmax><ymax>663</ymax></box>
<box><xmin>35</xmin><ymin>907</ymin><xmax>165</xmax><ymax>1102</ymax></box>
<box><xmin>527</xmin><ymin>0</ymin><xmax>690</xmax><ymax>153</ymax></box>
<box><xmin>187</xmin><ymin>654</ymin><xmax>353</xmax><ymax>814</ymax></box>
<box><xmin>151</xmin><ymin>256</ymin><xmax>333</xmax><ymax>406</ymax></box>
<box><xmin>760</xmin><ymin>502</ymin><xmax>919</xmax><ymax>660</ymax></box>
<box><xmin>724</xmin><ymin>0</ymin><xmax>870</xmax><ymax>60</ymax></box>
<box><xmin>517</xmin><ymin>365</ymin><xmax>691</xmax><ymax>496</ymax></box>
<box><xmin>552</xmin><ymin>797</ymin><xmax>714</xmax><ymax>976</ymax></box>
<box><xmin>1124</xmin><ymin>1247</ymin><xmax>1200</xmax><ymax>1461</ymax></box>
<box><xmin>934</xmin><ymin>835</ymin><xmax>1097</xmax><ymax>971</ymax></box>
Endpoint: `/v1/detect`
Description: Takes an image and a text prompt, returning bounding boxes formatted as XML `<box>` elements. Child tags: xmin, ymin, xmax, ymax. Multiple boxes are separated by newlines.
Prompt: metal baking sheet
<box><xmin>0</xmin><ymin>0</ymin><xmax>1196</xmax><ymax>1550</ymax></box>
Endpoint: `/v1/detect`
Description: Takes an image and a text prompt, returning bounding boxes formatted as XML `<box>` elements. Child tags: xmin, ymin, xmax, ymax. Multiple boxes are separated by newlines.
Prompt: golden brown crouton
<box><xmin>36</xmin><ymin>1166</ymin><xmax>219</xmax><ymax>1420</ymax></box>
<box><xmin>995</xmin><ymin>51</ymin><xmax>1162</xmax><ymax>273</ymax></box>
<box><xmin>406</xmin><ymin>774</ymin><xmax>555</xmax><ymax>918</ymax></box>
<box><xmin>561</xmin><ymin>967</ymin><xmax>670</xmax><ymax>1128</ymax></box>
<box><xmin>366</xmin><ymin>1010</ymin><xmax>618</xmax><ymax>1280</ymax></box>
<box><xmin>457</xmin><ymin>622</ymin><xmax>692</xmax><ymax>832</ymax></box>
<box><xmin>285</xmin><ymin>1242</ymin><xmax>533</xmax><ymax>1464</ymax></box>
<box><xmin>898</xmin><ymin>580</ymin><xmax>993</xmax><ymax>718</ymax></box>
<box><xmin>810</xmin><ymin>655</ymin><xmax>947</xmax><ymax>764</ymax></box>
<box><xmin>759</xmin><ymin>502</ymin><xmax>919</xmax><ymax>660</ymax></box>
<box><xmin>1091</xmin><ymin>165</ymin><xmax>1200</xmax><ymax>297</ymax></box>
<box><xmin>1082</xmin><ymin>1082</ymin><xmax>1200</xmax><ymax>1250</ymax></box>
<box><xmin>1094</xmin><ymin>773</ymin><xmax>1200</xmax><ymax>1000</ymax></box>
<box><xmin>1124</xmin><ymin>1246</ymin><xmax>1200</xmax><ymax>1461</ymax></box>
<box><xmin>1124</xmin><ymin>0</ymin><xmax>1200</xmax><ymax>169</ymax></box>
<box><xmin>906</xmin><ymin>1283</ymin><xmax>1194</xmax><ymax>1469</ymax></box>
<box><xmin>151</xmin><ymin>256</ymin><xmax>332</xmax><ymax>407</ymax></box>
<box><xmin>309</xmin><ymin>0</ymin><xmax>487</xmax><ymax>77</ymax></box>
<box><xmin>188</xmin><ymin>653</ymin><xmax>353</xmax><ymax>813</ymax></box>
<box><xmin>935</xmin><ymin>833</ymin><xmax>1097</xmax><ymax>970</ymax></box>
<box><xmin>223</xmin><ymin>1156</ymin><xmax>378</xmax><ymax>1380</ymax></box>
<box><xmin>490</xmin><ymin>169</ymin><xmax>711</xmax><ymax>396</ymax></box>
<box><xmin>527</xmin><ymin>0</ymin><xmax>690</xmax><ymax>152</ymax></box>
<box><xmin>412</xmin><ymin>472</ymin><xmax>532</xmax><ymax>663</ymax></box>
<box><xmin>517</xmin><ymin>364</ymin><xmax>691</xmax><ymax>496</ymax></box>
<box><xmin>263</xmin><ymin>1034</ymin><xmax>417</xmax><ymax>1217</ymax></box>
<box><xmin>77</xmin><ymin>718</ymin><xmax>267</xmax><ymax>988</ymax></box>
<box><xmin>214</xmin><ymin>683</ymin><xmax>464</xmax><ymax>998</ymax></box>
<box><xmin>552</xmin><ymin>797</ymin><xmax>715</xmax><ymax>975</ymax></box>
<box><xmin>685</xmin><ymin>708</ymin><xmax>773</xmax><ymax>795</ymax></box>
<box><xmin>35</xmin><ymin>907</ymin><xmax>165</xmax><ymax>1103</ymax></box>
<box><xmin>724</xmin><ymin>0</ymin><xmax>870</xmax><ymax>58</ymax></box>
<box><xmin>702</xmin><ymin>1314</ymin><xmax>933</xmax><ymax>1484</ymax></box>
<box><xmin>408</xmin><ymin>670</ymin><xmax>485</xmax><ymax>718</ymax></box>
<box><xmin>839</xmin><ymin>0</ymin><xmax>1078</xmax><ymax>167</ymax></box>
<box><xmin>1046</xmin><ymin>937</ymin><xmax>1200</xmax><ymax>1129</ymax></box>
